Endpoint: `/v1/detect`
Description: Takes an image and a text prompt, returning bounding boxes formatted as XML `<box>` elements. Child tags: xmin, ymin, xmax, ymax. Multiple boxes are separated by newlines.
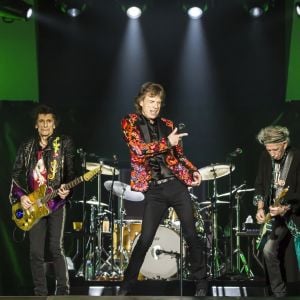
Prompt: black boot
<box><xmin>195</xmin><ymin>280</ymin><xmax>208</xmax><ymax>296</ymax></box>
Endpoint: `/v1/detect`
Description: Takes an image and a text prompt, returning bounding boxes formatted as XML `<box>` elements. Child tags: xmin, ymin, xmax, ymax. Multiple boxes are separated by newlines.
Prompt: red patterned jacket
<box><xmin>121</xmin><ymin>113</ymin><xmax>198</xmax><ymax>192</ymax></box>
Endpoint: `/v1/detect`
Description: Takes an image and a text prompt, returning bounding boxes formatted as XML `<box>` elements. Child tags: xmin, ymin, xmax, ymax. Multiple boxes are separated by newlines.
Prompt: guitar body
<box><xmin>256</xmin><ymin>220</ymin><xmax>273</xmax><ymax>251</ymax></box>
<box><xmin>12</xmin><ymin>184</ymin><xmax>52</xmax><ymax>231</ymax></box>
<box><xmin>11</xmin><ymin>166</ymin><xmax>101</xmax><ymax>231</ymax></box>
<box><xmin>256</xmin><ymin>187</ymin><xmax>289</xmax><ymax>252</ymax></box>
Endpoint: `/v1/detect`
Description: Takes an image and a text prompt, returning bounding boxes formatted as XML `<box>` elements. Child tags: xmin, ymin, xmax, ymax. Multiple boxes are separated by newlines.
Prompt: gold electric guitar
<box><xmin>12</xmin><ymin>166</ymin><xmax>101</xmax><ymax>231</ymax></box>
<box><xmin>256</xmin><ymin>187</ymin><xmax>289</xmax><ymax>251</ymax></box>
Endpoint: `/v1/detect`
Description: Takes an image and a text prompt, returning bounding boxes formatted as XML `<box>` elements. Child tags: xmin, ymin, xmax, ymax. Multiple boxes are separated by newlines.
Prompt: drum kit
<box><xmin>74</xmin><ymin>161</ymin><xmax>254</xmax><ymax>281</ymax></box>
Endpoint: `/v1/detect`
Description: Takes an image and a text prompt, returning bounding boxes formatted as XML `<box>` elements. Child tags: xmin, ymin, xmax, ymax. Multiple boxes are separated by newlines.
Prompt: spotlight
<box><xmin>296</xmin><ymin>1</ymin><xmax>300</xmax><ymax>16</ymax></box>
<box><xmin>127</xmin><ymin>6</ymin><xmax>142</xmax><ymax>19</ymax></box>
<box><xmin>55</xmin><ymin>0</ymin><xmax>87</xmax><ymax>17</ymax></box>
<box><xmin>119</xmin><ymin>0</ymin><xmax>147</xmax><ymax>19</ymax></box>
<box><xmin>0</xmin><ymin>0</ymin><xmax>33</xmax><ymax>20</ymax></box>
<box><xmin>244</xmin><ymin>0</ymin><xmax>272</xmax><ymax>18</ymax></box>
<box><xmin>182</xmin><ymin>0</ymin><xmax>208</xmax><ymax>19</ymax></box>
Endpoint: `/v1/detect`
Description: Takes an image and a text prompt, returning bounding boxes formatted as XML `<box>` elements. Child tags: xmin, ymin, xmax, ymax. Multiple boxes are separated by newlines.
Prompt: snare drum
<box><xmin>131</xmin><ymin>225</ymin><xmax>185</xmax><ymax>279</ymax></box>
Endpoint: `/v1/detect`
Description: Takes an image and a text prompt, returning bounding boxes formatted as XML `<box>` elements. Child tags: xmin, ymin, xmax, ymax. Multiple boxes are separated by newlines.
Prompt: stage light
<box><xmin>296</xmin><ymin>1</ymin><xmax>300</xmax><ymax>16</ymax></box>
<box><xmin>127</xmin><ymin>6</ymin><xmax>142</xmax><ymax>19</ymax></box>
<box><xmin>244</xmin><ymin>0</ymin><xmax>272</xmax><ymax>18</ymax></box>
<box><xmin>0</xmin><ymin>0</ymin><xmax>33</xmax><ymax>20</ymax></box>
<box><xmin>188</xmin><ymin>6</ymin><xmax>203</xmax><ymax>19</ymax></box>
<box><xmin>55</xmin><ymin>0</ymin><xmax>87</xmax><ymax>17</ymax></box>
<box><xmin>118</xmin><ymin>0</ymin><xmax>147</xmax><ymax>19</ymax></box>
<box><xmin>182</xmin><ymin>0</ymin><xmax>208</xmax><ymax>19</ymax></box>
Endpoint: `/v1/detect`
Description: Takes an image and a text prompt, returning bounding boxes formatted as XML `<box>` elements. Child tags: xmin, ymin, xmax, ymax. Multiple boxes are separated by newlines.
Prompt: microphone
<box><xmin>156</xmin><ymin>249</ymin><xmax>164</xmax><ymax>255</ymax></box>
<box><xmin>77</xmin><ymin>148</ymin><xmax>86</xmax><ymax>157</ymax></box>
<box><xmin>228</xmin><ymin>148</ymin><xmax>243</xmax><ymax>157</ymax></box>
<box><xmin>178</xmin><ymin>123</ymin><xmax>186</xmax><ymax>133</ymax></box>
<box><xmin>113</xmin><ymin>154</ymin><xmax>118</xmax><ymax>165</ymax></box>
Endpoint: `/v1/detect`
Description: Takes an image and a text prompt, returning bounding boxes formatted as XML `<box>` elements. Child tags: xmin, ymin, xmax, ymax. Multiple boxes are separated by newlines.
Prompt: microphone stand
<box><xmin>228</xmin><ymin>157</ymin><xmax>234</xmax><ymax>274</ymax></box>
<box><xmin>79</xmin><ymin>150</ymin><xmax>87</xmax><ymax>278</ymax></box>
<box><xmin>108</xmin><ymin>157</ymin><xmax>117</xmax><ymax>276</ymax></box>
<box><xmin>180</xmin><ymin>225</ymin><xmax>183</xmax><ymax>296</ymax></box>
<box><xmin>225</xmin><ymin>154</ymin><xmax>240</xmax><ymax>275</ymax></box>
<box><xmin>178</xmin><ymin>134</ymin><xmax>184</xmax><ymax>296</ymax></box>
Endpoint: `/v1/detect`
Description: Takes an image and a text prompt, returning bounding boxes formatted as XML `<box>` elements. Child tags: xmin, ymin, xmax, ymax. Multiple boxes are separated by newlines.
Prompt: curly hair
<box><xmin>32</xmin><ymin>104</ymin><xmax>59</xmax><ymax>127</ymax></box>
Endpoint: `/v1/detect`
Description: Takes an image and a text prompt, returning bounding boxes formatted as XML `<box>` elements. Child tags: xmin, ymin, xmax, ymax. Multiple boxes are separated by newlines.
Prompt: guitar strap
<box><xmin>275</xmin><ymin>150</ymin><xmax>293</xmax><ymax>198</ymax></box>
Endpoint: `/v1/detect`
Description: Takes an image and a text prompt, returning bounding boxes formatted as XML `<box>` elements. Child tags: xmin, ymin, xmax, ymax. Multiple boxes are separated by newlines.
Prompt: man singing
<box><xmin>119</xmin><ymin>82</ymin><xmax>207</xmax><ymax>296</ymax></box>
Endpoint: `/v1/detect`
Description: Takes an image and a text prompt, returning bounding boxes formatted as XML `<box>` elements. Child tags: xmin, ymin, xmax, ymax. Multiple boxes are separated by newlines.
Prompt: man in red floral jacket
<box><xmin>119</xmin><ymin>82</ymin><xmax>207</xmax><ymax>296</ymax></box>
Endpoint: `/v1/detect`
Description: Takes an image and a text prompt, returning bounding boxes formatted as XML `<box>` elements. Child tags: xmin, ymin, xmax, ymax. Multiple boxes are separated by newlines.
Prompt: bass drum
<box><xmin>131</xmin><ymin>225</ymin><xmax>185</xmax><ymax>279</ymax></box>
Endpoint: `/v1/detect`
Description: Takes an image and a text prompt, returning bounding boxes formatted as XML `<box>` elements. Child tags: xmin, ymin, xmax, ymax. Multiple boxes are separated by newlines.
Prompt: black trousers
<box><xmin>263</xmin><ymin>218</ymin><xmax>290</xmax><ymax>297</ymax></box>
<box><xmin>123</xmin><ymin>179</ymin><xmax>206</xmax><ymax>283</ymax></box>
<box><xmin>29</xmin><ymin>206</ymin><xmax>69</xmax><ymax>296</ymax></box>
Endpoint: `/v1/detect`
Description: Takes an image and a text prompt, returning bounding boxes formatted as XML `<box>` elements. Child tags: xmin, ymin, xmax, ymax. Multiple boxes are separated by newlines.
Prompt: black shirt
<box><xmin>143</xmin><ymin>116</ymin><xmax>174</xmax><ymax>181</ymax></box>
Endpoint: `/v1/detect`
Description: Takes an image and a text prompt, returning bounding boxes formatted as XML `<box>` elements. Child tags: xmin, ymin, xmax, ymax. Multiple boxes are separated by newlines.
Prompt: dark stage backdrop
<box><xmin>1</xmin><ymin>0</ymin><xmax>300</xmax><ymax>295</ymax></box>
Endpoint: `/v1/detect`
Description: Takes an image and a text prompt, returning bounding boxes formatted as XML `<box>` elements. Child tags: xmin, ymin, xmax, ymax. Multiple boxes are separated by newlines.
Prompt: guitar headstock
<box><xmin>83</xmin><ymin>166</ymin><xmax>101</xmax><ymax>182</ymax></box>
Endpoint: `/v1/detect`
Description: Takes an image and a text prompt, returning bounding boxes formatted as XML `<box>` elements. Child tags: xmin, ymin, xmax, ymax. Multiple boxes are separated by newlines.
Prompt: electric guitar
<box><xmin>256</xmin><ymin>187</ymin><xmax>289</xmax><ymax>251</ymax></box>
<box><xmin>12</xmin><ymin>166</ymin><xmax>101</xmax><ymax>231</ymax></box>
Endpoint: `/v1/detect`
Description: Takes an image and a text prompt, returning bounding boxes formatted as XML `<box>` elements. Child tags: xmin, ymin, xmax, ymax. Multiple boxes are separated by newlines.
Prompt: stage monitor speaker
<box><xmin>212</xmin><ymin>285</ymin><xmax>267</xmax><ymax>297</ymax></box>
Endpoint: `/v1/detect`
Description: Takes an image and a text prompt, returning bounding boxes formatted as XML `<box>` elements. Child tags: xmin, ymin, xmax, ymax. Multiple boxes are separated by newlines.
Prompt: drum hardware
<box><xmin>76</xmin><ymin>201</ymin><xmax>99</xmax><ymax>280</ymax></box>
<box><xmin>77</xmin><ymin>198</ymin><xmax>109</xmax><ymax>207</ymax></box>
<box><xmin>104</xmin><ymin>181</ymin><xmax>145</xmax><ymax>202</ymax></box>
<box><xmin>103</xmin><ymin>181</ymin><xmax>144</xmax><ymax>276</ymax></box>
<box><xmin>199</xmin><ymin>163</ymin><xmax>235</xmax><ymax>181</ymax></box>
<box><xmin>232</xmin><ymin>187</ymin><xmax>255</xmax><ymax>278</ymax></box>
<box><xmin>76</xmin><ymin>156</ymin><xmax>120</xmax><ymax>281</ymax></box>
<box><xmin>86</xmin><ymin>162</ymin><xmax>120</xmax><ymax>176</ymax></box>
<box><xmin>200</xmin><ymin>200</ymin><xmax>230</xmax><ymax>205</ymax></box>
<box><xmin>199</xmin><ymin>163</ymin><xmax>236</xmax><ymax>278</ymax></box>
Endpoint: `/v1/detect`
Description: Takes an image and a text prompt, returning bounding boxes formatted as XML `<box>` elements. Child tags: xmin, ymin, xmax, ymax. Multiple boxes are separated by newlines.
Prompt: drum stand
<box><xmin>77</xmin><ymin>203</ymin><xmax>98</xmax><ymax>280</ymax></box>
<box><xmin>116</xmin><ymin>191</ymin><xmax>128</xmax><ymax>275</ymax></box>
<box><xmin>210</xmin><ymin>177</ymin><xmax>223</xmax><ymax>278</ymax></box>
<box><xmin>233</xmin><ymin>191</ymin><xmax>254</xmax><ymax>278</ymax></box>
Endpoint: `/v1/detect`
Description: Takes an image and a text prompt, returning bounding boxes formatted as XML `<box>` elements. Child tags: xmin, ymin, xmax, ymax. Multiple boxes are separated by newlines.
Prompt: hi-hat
<box><xmin>104</xmin><ymin>180</ymin><xmax>144</xmax><ymax>202</ymax></box>
<box><xmin>86</xmin><ymin>162</ymin><xmax>119</xmax><ymax>176</ymax></box>
<box><xmin>200</xmin><ymin>200</ymin><xmax>230</xmax><ymax>205</ymax></box>
<box><xmin>199</xmin><ymin>163</ymin><xmax>235</xmax><ymax>181</ymax></box>
<box><xmin>77</xmin><ymin>200</ymin><xmax>108</xmax><ymax>206</ymax></box>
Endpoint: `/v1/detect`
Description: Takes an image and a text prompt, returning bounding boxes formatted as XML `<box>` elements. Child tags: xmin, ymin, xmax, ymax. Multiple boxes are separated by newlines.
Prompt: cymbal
<box><xmin>217</xmin><ymin>185</ymin><xmax>254</xmax><ymax>198</ymax></box>
<box><xmin>104</xmin><ymin>180</ymin><xmax>144</xmax><ymax>202</ymax></box>
<box><xmin>78</xmin><ymin>200</ymin><xmax>108</xmax><ymax>206</ymax></box>
<box><xmin>86</xmin><ymin>162</ymin><xmax>119</xmax><ymax>176</ymax></box>
<box><xmin>199</xmin><ymin>163</ymin><xmax>235</xmax><ymax>181</ymax></box>
<box><xmin>200</xmin><ymin>200</ymin><xmax>230</xmax><ymax>205</ymax></box>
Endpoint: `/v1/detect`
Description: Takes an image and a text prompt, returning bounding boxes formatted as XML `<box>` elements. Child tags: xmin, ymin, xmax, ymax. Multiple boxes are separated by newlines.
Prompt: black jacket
<box><xmin>9</xmin><ymin>134</ymin><xmax>75</xmax><ymax>210</ymax></box>
<box><xmin>254</xmin><ymin>146</ymin><xmax>300</xmax><ymax>217</ymax></box>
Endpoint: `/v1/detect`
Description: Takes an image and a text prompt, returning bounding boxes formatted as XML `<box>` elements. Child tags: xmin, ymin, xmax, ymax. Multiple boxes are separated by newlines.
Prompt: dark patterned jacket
<box><xmin>121</xmin><ymin>113</ymin><xmax>198</xmax><ymax>192</ymax></box>
<box><xmin>9</xmin><ymin>134</ymin><xmax>75</xmax><ymax>212</ymax></box>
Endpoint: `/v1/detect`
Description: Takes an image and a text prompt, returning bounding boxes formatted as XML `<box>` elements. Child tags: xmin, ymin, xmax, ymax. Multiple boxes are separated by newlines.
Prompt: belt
<box><xmin>150</xmin><ymin>177</ymin><xmax>176</xmax><ymax>186</ymax></box>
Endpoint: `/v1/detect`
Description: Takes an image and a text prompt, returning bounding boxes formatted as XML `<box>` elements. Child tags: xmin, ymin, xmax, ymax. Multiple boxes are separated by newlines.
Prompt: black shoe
<box><xmin>274</xmin><ymin>293</ymin><xmax>287</xmax><ymax>298</ymax></box>
<box><xmin>118</xmin><ymin>281</ymin><xmax>135</xmax><ymax>296</ymax></box>
<box><xmin>118</xmin><ymin>286</ymin><xmax>129</xmax><ymax>296</ymax></box>
<box><xmin>195</xmin><ymin>280</ymin><xmax>208</xmax><ymax>296</ymax></box>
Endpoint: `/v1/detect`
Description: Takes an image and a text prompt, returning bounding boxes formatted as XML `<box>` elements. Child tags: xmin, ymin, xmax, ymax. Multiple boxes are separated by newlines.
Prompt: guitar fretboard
<box><xmin>43</xmin><ymin>176</ymin><xmax>84</xmax><ymax>203</ymax></box>
<box><xmin>41</xmin><ymin>166</ymin><xmax>100</xmax><ymax>204</ymax></box>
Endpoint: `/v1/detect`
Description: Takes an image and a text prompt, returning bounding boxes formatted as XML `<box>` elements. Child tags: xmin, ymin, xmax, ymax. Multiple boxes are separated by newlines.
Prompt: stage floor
<box><xmin>2</xmin><ymin>277</ymin><xmax>300</xmax><ymax>298</ymax></box>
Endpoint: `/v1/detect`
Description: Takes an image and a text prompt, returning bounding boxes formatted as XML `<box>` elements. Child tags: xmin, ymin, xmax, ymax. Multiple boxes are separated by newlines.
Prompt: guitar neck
<box><xmin>264</xmin><ymin>213</ymin><xmax>272</xmax><ymax>223</ymax></box>
<box><xmin>43</xmin><ymin>176</ymin><xmax>83</xmax><ymax>203</ymax></box>
<box><xmin>264</xmin><ymin>187</ymin><xmax>289</xmax><ymax>224</ymax></box>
